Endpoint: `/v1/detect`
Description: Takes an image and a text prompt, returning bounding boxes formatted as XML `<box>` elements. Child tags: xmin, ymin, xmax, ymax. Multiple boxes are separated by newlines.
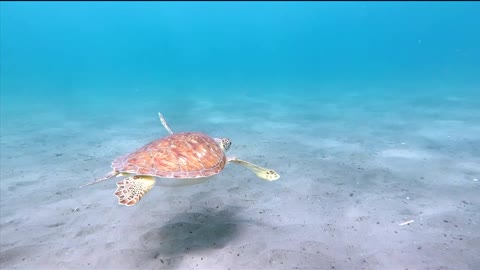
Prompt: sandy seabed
<box><xmin>1</xmin><ymin>89</ymin><xmax>479</xmax><ymax>270</ymax></box>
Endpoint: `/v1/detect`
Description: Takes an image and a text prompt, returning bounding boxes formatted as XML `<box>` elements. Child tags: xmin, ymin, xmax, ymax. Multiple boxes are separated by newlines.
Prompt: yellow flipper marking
<box><xmin>114</xmin><ymin>175</ymin><xmax>156</xmax><ymax>206</ymax></box>
<box><xmin>228</xmin><ymin>158</ymin><xmax>280</xmax><ymax>181</ymax></box>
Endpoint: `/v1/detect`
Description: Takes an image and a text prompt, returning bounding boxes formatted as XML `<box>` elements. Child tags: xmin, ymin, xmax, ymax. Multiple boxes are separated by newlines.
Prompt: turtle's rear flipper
<box><xmin>80</xmin><ymin>171</ymin><xmax>118</xmax><ymax>188</ymax></box>
<box><xmin>114</xmin><ymin>175</ymin><xmax>156</xmax><ymax>206</ymax></box>
<box><xmin>228</xmin><ymin>157</ymin><xmax>280</xmax><ymax>181</ymax></box>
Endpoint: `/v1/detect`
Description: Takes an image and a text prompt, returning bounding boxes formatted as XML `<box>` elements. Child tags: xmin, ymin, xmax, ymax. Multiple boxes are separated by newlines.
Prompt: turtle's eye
<box><xmin>222</xmin><ymin>138</ymin><xmax>231</xmax><ymax>151</ymax></box>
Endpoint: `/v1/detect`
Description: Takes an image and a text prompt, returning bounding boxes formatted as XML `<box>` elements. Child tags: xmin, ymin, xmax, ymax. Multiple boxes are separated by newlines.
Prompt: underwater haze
<box><xmin>1</xmin><ymin>1</ymin><xmax>479</xmax><ymax>270</ymax></box>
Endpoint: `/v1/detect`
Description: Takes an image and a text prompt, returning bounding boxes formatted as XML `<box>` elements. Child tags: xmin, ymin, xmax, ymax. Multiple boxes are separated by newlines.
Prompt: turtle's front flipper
<box><xmin>158</xmin><ymin>112</ymin><xmax>174</xmax><ymax>135</ymax></box>
<box><xmin>114</xmin><ymin>175</ymin><xmax>156</xmax><ymax>206</ymax></box>
<box><xmin>80</xmin><ymin>171</ymin><xmax>118</xmax><ymax>188</ymax></box>
<box><xmin>228</xmin><ymin>157</ymin><xmax>280</xmax><ymax>181</ymax></box>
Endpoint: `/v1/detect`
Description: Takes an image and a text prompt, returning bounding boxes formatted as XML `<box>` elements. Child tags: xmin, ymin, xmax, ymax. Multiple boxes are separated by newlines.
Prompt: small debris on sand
<box><xmin>399</xmin><ymin>220</ymin><xmax>414</xmax><ymax>226</ymax></box>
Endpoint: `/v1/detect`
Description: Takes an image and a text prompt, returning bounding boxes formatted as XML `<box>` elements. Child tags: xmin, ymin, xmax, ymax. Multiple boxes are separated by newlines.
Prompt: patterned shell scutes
<box><xmin>112</xmin><ymin>132</ymin><xmax>227</xmax><ymax>179</ymax></box>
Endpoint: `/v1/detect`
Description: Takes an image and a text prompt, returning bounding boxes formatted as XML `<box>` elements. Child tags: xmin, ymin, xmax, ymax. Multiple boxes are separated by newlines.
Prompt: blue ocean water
<box><xmin>1</xmin><ymin>2</ymin><xmax>479</xmax><ymax>269</ymax></box>
<box><xmin>2</xmin><ymin>2</ymin><xmax>479</xmax><ymax>103</ymax></box>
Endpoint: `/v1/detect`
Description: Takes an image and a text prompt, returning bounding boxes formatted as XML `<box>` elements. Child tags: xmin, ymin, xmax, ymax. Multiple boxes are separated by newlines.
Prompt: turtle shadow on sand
<box><xmin>139</xmin><ymin>205</ymin><xmax>256</xmax><ymax>268</ymax></box>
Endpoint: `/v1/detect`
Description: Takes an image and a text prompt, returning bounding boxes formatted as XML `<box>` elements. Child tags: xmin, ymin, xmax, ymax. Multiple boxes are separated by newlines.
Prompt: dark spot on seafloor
<box><xmin>47</xmin><ymin>222</ymin><xmax>65</xmax><ymax>228</ymax></box>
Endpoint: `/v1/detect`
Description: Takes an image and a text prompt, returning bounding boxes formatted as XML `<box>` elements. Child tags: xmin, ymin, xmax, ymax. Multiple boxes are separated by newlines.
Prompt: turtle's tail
<box><xmin>80</xmin><ymin>171</ymin><xmax>118</xmax><ymax>188</ymax></box>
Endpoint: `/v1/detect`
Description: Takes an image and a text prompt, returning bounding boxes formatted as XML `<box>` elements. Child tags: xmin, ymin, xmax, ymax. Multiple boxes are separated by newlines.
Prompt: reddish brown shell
<box><xmin>112</xmin><ymin>132</ymin><xmax>226</xmax><ymax>178</ymax></box>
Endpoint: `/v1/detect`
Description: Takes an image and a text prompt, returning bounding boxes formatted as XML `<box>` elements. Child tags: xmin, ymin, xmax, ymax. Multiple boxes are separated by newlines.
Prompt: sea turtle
<box><xmin>81</xmin><ymin>113</ymin><xmax>280</xmax><ymax>206</ymax></box>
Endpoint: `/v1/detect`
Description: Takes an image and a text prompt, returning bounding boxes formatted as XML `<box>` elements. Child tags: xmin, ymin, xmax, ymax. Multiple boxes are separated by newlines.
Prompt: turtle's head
<box><xmin>215</xmin><ymin>137</ymin><xmax>231</xmax><ymax>152</ymax></box>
